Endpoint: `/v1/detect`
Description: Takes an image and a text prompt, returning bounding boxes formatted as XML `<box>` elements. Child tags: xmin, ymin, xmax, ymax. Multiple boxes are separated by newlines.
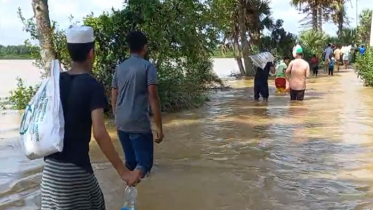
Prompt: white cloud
<box><xmin>0</xmin><ymin>0</ymin><xmax>123</xmax><ymax>45</ymax></box>
<box><xmin>0</xmin><ymin>0</ymin><xmax>373</xmax><ymax>45</ymax></box>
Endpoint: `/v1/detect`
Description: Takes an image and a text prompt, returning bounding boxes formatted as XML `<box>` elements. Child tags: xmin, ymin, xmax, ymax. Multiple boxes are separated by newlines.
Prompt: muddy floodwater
<box><xmin>2</xmin><ymin>69</ymin><xmax>373</xmax><ymax>210</ymax></box>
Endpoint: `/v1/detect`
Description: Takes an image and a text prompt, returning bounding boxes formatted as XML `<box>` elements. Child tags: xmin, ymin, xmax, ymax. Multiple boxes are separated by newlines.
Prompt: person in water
<box><xmin>275</xmin><ymin>56</ymin><xmax>290</xmax><ymax>93</ymax></box>
<box><xmin>254</xmin><ymin>61</ymin><xmax>275</xmax><ymax>101</ymax></box>
<box><xmin>310</xmin><ymin>54</ymin><xmax>319</xmax><ymax>77</ymax></box>
<box><xmin>41</xmin><ymin>26</ymin><xmax>141</xmax><ymax>210</ymax></box>
<box><xmin>333</xmin><ymin>45</ymin><xmax>342</xmax><ymax>72</ymax></box>
<box><xmin>359</xmin><ymin>45</ymin><xmax>366</xmax><ymax>55</ymax></box>
<box><xmin>323</xmin><ymin>43</ymin><xmax>333</xmax><ymax>73</ymax></box>
<box><xmin>112</xmin><ymin>31</ymin><xmax>164</xmax><ymax>178</ymax></box>
<box><xmin>328</xmin><ymin>55</ymin><xmax>336</xmax><ymax>76</ymax></box>
<box><xmin>286</xmin><ymin>47</ymin><xmax>310</xmax><ymax>101</ymax></box>
<box><xmin>342</xmin><ymin>49</ymin><xmax>350</xmax><ymax>69</ymax></box>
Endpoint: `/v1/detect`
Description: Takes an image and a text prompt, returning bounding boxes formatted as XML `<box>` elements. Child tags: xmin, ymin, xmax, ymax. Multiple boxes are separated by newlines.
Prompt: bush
<box><xmin>355</xmin><ymin>47</ymin><xmax>373</xmax><ymax>86</ymax></box>
<box><xmin>9</xmin><ymin>78</ymin><xmax>38</xmax><ymax>110</ymax></box>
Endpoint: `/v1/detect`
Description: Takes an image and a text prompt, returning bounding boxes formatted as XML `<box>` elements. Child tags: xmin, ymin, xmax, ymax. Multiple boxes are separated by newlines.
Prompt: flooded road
<box><xmin>2</xmin><ymin>69</ymin><xmax>373</xmax><ymax>210</ymax></box>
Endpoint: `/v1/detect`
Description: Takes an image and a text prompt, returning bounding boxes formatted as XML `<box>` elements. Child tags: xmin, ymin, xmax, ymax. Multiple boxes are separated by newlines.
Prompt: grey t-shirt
<box><xmin>112</xmin><ymin>54</ymin><xmax>158</xmax><ymax>133</ymax></box>
<box><xmin>324</xmin><ymin>47</ymin><xmax>333</xmax><ymax>60</ymax></box>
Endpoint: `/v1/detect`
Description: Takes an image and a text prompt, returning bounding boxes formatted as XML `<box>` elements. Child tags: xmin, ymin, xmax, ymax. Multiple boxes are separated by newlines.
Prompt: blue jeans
<box><xmin>117</xmin><ymin>131</ymin><xmax>154</xmax><ymax>177</ymax></box>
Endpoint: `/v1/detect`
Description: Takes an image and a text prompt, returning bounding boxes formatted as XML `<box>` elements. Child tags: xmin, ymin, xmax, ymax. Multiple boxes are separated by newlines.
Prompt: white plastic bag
<box><xmin>19</xmin><ymin>60</ymin><xmax>64</xmax><ymax>160</ymax></box>
<box><xmin>249</xmin><ymin>52</ymin><xmax>275</xmax><ymax>69</ymax></box>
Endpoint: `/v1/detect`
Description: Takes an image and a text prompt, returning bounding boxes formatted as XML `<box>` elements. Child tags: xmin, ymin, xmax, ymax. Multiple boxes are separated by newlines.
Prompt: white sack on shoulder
<box><xmin>249</xmin><ymin>52</ymin><xmax>275</xmax><ymax>69</ymax></box>
<box><xmin>19</xmin><ymin>60</ymin><xmax>64</xmax><ymax>160</ymax></box>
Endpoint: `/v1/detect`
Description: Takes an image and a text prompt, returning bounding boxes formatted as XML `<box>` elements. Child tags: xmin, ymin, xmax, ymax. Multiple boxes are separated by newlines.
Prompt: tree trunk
<box><xmin>238</xmin><ymin>0</ymin><xmax>253</xmax><ymax>76</ymax></box>
<box><xmin>317</xmin><ymin>6</ymin><xmax>323</xmax><ymax>32</ymax></box>
<box><xmin>233</xmin><ymin>34</ymin><xmax>245</xmax><ymax>75</ymax></box>
<box><xmin>32</xmin><ymin>0</ymin><xmax>56</xmax><ymax>75</ymax></box>
<box><xmin>312</xmin><ymin>6</ymin><xmax>318</xmax><ymax>31</ymax></box>
<box><xmin>338</xmin><ymin>12</ymin><xmax>343</xmax><ymax>38</ymax></box>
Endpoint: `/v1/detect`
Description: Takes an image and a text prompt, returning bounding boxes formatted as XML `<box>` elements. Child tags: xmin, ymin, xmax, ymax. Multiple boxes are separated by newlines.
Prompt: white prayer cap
<box><xmin>66</xmin><ymin>26</ymin><xmax>94</xmax><ymax>44</ymax></box>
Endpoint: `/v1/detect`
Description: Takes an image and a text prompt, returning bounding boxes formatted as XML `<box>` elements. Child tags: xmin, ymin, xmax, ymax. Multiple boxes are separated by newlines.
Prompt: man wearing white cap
<box><xmin>41</xmin><ymin>26</ymin><xmax>140</xmax><ymax>210</ymax></box>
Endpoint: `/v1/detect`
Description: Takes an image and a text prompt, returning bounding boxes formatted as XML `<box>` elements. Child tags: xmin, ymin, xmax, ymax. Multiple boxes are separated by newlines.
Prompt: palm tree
<box><xmin>298</xmin><ymin>29</ymin><xmax>328</xmax><ymax>57</ymax></box>
<box><xmin>357</xmin><ymin>9</ymin><xmax>372</xmax><ymax>44</ymax></box>
<box><xmin>324</xmin><ymin>0</ymin><xmax>349</xmax><ymax>38</ymax></box>
<box><xmin>340</xmin><ymin>28</ymin><xmax>357</xmax><ymax>45</ymax></box>
<box><xmin>245</xmin><ymin>0</ymin><xmax>273</xmax><ymax>46</ymax></box>
<box><xmin>290</xmin><ymin>0</ymin><xmax>335</xmax><ymax>32</ymax></box>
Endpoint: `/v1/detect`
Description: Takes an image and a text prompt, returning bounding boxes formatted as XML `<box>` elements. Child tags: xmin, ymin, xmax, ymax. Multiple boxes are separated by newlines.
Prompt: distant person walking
<box><xmin>334</xmin><ymin>46</ymin><xmax>342</xmax><ymax>72</ymax></box>
<box><xmin>328</xmin><ymin>55</ymin><xmax>336</xmax><ymax>76</ymax></box>
<box><xmin>343</xmin><ymin>49</ymin><xmax>350</xmax><ymax>69</ymax></box>
<box><xmin>359</xmin><ymin>45</ymin><xmax>366</xmax><ymax>55</ymax></box>
<box><xmin>310</xmin><ymin>54</ymin><xmax>319</xmax><ymax>77</ymax></box>
<box><xmin>323</xmin><ymin>44</ymin><xmax>334</xmax><ymax>73</ymax></box>
<box><xmin>286</xmin><ymin>48</ymin><xmax>310</xmax><ymax>101</ymax></box>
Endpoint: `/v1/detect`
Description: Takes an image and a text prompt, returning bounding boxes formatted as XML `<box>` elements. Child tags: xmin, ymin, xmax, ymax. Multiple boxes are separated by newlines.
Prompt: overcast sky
<box><xmin>0</xmin><ymin>0</ymin><xmax>372</xmax><ymax>45</ymax></box>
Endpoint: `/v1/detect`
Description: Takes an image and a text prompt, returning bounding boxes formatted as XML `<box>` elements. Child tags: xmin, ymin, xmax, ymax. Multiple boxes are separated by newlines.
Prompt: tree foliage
<box><xmin>298</xmin><ymin>29</ymin><xmax>328</xmax><ymax>59</ymax></box>
<box><xmin>356</xmin><ymin>48</ymin><xmax>373</xmax><ymax>86</ymax></box>
<box><xmin>0</xmin><ymin>45</ymin><xmax>35</xmax><ymax>59</ymax></box>
<box><xmin>16</xmin><ymin>0</ymin><xmax>223</xmax><ymax>112</ymax></box>
<box><xmin>260</xmin><ymin>19</ymin><xmax>296</xmax><ymax>58</ymax></box>
<box><xmin>357</xmin><ymin>9</ymin><xmax>372</xmax><ymax>45</ymax></box>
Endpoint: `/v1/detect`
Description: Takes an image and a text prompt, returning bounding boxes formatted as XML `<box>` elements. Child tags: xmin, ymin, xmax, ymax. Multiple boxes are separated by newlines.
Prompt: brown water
<box><xmin>2</xmin><ymin>69</ymin><xmax>373</xmax><ymax>210</ymax></box>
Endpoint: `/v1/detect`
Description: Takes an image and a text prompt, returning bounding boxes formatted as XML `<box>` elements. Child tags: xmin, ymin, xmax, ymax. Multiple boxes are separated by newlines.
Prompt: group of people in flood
<box><xmin>254</xmin><ymin>47</ymin><xmax>310</xmax><ymax>102</ymax></box>
<box><xmin>254</xmin><ymin>42</ymin><xmax>361</xmax><ymax>102</ymax></box>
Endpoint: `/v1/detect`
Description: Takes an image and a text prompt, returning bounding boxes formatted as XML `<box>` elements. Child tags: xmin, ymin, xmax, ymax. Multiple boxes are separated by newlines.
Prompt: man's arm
<box><xmin>285</xmin><ymin>62</ymin><xmax>293</xmax><ymax>78</ymax></box>
<box><xmin>92</xmin><ymin>109</ymin><xmax>140</xmax><ymax>186</ymax></box>
<box><xmin>147</xmin><ymin>64</ymin><xmax>163</xmax><ymax>143</ymax></box>
<box><xmin>305</xmin><ymin>63</ymin><xmax>310</xmax><ymax>77</ymax></box>
<box><xmin>111</xmin><ymin>88</ymin><xmax>118</xmax><ymax>113</ymax></box>
<box><xmin>269</xmin><ymin>64</ymin><xmax>275</xmax><ymax>74</ymax></box>
<box><xmin>149</xmin><ymin>85</ymin><xmax>163</xmax><ymax>143</ymax></box>
<box><xmin>111</xmin><ymin>69</ymin><xmax>118</xmax><ymax>113</ymax></box>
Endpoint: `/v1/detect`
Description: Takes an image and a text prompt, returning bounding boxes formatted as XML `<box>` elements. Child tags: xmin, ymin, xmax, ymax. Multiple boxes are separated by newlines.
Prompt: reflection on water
<box><xmin>2</xmin><ymin>70</ymin><xmax>373</xmax><ymax>209</ymax></box>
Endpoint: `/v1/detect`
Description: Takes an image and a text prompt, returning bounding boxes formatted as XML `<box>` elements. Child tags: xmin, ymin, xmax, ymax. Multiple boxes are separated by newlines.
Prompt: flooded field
<box><xmin>1</xmin><ymin>68</ymin><xmax>373</xmax><ymax>210</ymax></box>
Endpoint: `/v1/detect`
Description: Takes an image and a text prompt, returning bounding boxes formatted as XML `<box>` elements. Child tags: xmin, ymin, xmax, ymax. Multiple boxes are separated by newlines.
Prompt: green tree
<box><xmin>290</xmin><ymin>0</ymin><xmax>328</xmax><ymax>31</ymax></box>
<box><xmin>357</xmin><ymin>9</ymin><xmax>372</xmax><ymax>45</ymax></box>
<box><xmin>0</xmin><ymin>44</ymin><xmax>35</xmax><ymax>59</ymax></box>
<box><xmin>260</xmin><ymin>19</ymin><xmax>297</xmax><ymax>58</ymax></box>
<box><xmin>298</xmin><ymin>29</ymin><xmax>328</xmax><ymax>59</ymax></box>
<box><xmin>17</xmin><ymin>0</ymin><xmax>223</xmax><ymax>112</ymax></box>
<box><xmin>209</xmin><ymin>0</ymin><xmax>277</xmax><ymax>75</ymax></box>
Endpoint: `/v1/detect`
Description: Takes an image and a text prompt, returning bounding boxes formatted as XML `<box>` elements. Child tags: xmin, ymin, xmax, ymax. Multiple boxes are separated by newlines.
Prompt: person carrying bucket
<box><xmin>275</xmin><ymin>56</ymin><xmax>291</xmax><ymax>93</ymax></box>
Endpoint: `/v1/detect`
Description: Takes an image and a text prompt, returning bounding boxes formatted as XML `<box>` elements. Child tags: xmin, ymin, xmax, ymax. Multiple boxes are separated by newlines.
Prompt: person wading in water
<box><xmin>41</xmin><ymin>26</ymin><xmax>141</xmax><ymax>210</ymax></box>
<box><xmin>323</xmin><ymin>43</ymin><xmax>333</xmax><ymax>73</ymax></box>
<box><xmin>112</xmin><ymin>31</ymin><xmax>164</xmax><ymax>179</ymax></box>
<box><xmin>286</xmin><ymin>47</ymin><xmax>310</xmax><ymax>101</ymax></box>
<box><xmin>275</xmin><ymin>56</ymin><xmax>291</xmax><ymax>93</ymax></box>
<box><xmin>310</xmin><ymin>54</ymin><xmax>319</xmax><ymax>77</ymax></box>
<box><xmin>254</xmin><ymin>61</ymin><xmax>275</xmax><ymax>102</ymax></box>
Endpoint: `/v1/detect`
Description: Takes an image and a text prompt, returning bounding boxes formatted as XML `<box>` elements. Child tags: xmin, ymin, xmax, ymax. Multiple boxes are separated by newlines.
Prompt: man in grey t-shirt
<box><xmin>112</xmin><ymin>31</ymin><xmax>164</xmax><ymax>178</ymax></box>
<box><xmin>324</xmin><ymin>43</ymin><xmax>333</xmax><ymax>72</ymax></box>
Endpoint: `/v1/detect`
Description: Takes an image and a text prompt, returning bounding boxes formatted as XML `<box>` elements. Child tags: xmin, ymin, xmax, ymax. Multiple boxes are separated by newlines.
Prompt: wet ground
<box><xmin>2</xmin><ymin>69</ymin><xmax>373</xmax><ymax>210</ymax></box>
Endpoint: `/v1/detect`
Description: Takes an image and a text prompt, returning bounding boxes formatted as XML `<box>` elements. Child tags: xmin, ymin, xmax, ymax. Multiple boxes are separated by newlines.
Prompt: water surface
<box><xmin>1</xmin><ymin>69</ymin><xmax>373</xmax><ymax>210</ymax></box>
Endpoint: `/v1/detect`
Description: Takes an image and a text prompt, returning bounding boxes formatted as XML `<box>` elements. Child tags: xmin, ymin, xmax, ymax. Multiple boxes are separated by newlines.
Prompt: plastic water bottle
<box><xmin>121</xmin><ymin>186</ymin><xmax>137</xmax><ymax>210</ymax></box>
